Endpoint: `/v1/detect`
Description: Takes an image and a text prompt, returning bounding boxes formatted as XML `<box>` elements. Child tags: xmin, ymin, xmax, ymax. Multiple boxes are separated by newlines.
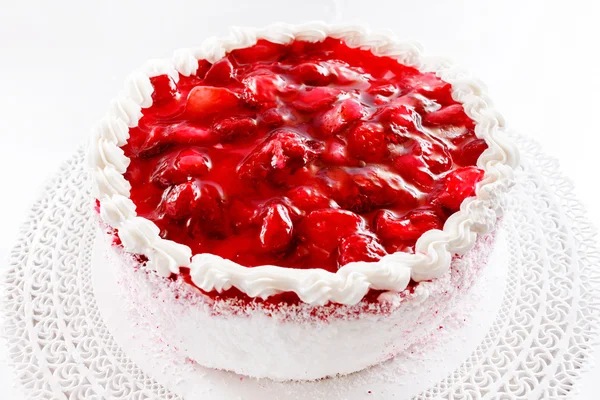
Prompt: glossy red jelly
<box><xmin>121</xmin><ymin>38</ymin><xmax>486</xmax><ymax>273</ymax></box>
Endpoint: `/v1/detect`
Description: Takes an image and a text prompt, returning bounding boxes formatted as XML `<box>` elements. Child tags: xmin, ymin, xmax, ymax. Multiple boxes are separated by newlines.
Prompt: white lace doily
<box><xmin>2</xmin><ymin>134</ymin><xmax>600</xmax><ymax>399</ymax></box>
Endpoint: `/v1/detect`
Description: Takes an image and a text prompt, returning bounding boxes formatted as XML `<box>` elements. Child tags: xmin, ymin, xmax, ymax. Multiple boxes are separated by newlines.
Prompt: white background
<box><xmin>0</xmin><ymin>0</ymin><xmax>599</xmax><ymax>398</ymax></box>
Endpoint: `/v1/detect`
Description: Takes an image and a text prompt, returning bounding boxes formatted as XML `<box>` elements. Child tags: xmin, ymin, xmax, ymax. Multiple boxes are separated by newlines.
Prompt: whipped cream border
<box><xmin>89</xmin><ymin>22</ymin><xmax>519</xmax><ymax>306</ymax></box>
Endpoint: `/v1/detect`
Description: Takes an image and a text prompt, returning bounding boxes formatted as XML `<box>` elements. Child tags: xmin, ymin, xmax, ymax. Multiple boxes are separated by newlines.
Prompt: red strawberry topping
<box><xmin>122</xmin><ymin>38</ymin><xmax>486</xmax><ymax>275</ymax></box>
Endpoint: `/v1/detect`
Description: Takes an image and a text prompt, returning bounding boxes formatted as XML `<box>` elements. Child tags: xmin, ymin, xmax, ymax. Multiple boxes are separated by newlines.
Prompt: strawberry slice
<box><xmin>195</xmin><ymin>60</ymin><xmax>212</xmax><ymax>79</ymax></box>
<box><xmin>412</xmin><ymin>137</ymin><xmax>453</xmax><ymax>174</ymax></box>
<box><xmin>320</xmin><ymin>138</ymin><xmax>361</xmax><ymax>166</ymax></box>
<box><xmin>298</xmin><ymin>209</ymin><xmax>365</xmax><ymax>252</ymax></box>
<box><xmin>183</xmin><ymin>182</ymin><xmax>228</xmax><ymax>237</ymax></box>
<box><xmin>338</xmin><ymin>233</ymin><xmax>387</xmax><ymax>266</ymax></box>
<box><xmin>186</xmin><ymin>86</ymin><xmax>239</xmax><ymax>117</ymax></box>
<box><xmin>291</xmin><ymin>87</ymin><xmax>341</xmax><ymax>112</ymax></box>
<box><xmin>374</xmin><ymin>209</ymin><xmax>443</xmax><ymax>242</ymax></box>
<box><xmin>231</xmin><ymin>40</ymin><xmax>286</xmax><ymax>64</ymax></box>
<box><xmin>393</xmin><ymin>154</ymin><xmax>436</xmax><ymax>191</ymax></box>
<box><xmin>286</xmin><ymin>186</ymin><xmax>337</xmax><ymax>212</ymax></box>
<box><xmin>259</xmin><ymin>203</ymin><xmax>294</xmax><ymax>252</ymax></box>
<box><xmin>453</xmin><ymin>138</ymin><xmax>487</xmax><ymax>166</ymax></box>
<box><xmin>407</xmin><ymin>72</ymin><xmax>454</xmax><ymax>105</ymax></box>
<box><xmin>422</xmin><ymin>104</ymin><xmax>472</xmax><ymax>127</ymax></box>
<box><xmin>162</xmin><ymin>182</ymin><xmax>198</xmax><ymax>220</ymax></box>
<box><xmin>291</xmin><ymin>62</ymin><xmax>332</xmax><ymax>86</ymax></box>
<box><xmin>368</xmin><ymin>83</ymin><xmax>397</xmax><ymax>97</ymax></box>
<box><xmin>204</xmin><ymin>58</ymin><xmax>235</xmax><ymax>86</ymax></box>
<box><xmin>150</xmin><ymin>75</ymin><xmax>179</xmax><ymax>106</ymax></box>
<box><xmin>317</xmin><ymin>98</ymin><xmax>364</xmax><ymax>136</ymax></box>
<box><xmin>151</xmin><ymin>148</ymin><xmax>212</xmax><ymax>187</ymax></box>
<box><xmin>242</xmin><ymin>73</ymin><xmax>285</xmax><ymax>108</ymax></box>
<box><xmin>237</xmin><ymin>129</ymin><xmax>323</xmax><ymax>183</ymax></box>
<box><xmin>433</xmin><ymin>167</ymin><xmax>484</xmax><ymax>212</ymax></box>
<box><xmin>258</xmin><ymin>107</ymin><xmax>293</xmax><ymax>128</ymax></box>
<box><xmin>228</xmin><ymin>199</ymin><xmax>258</xmax><ymax>232</ymax></box>
<box><xmin>320</xmin><ymin>166</ymin><xmax>419</xmax><ymax>213</ymax></box>
<box><xmin>380</xmin><ymin>102</ymin><xmax>420</xmax><ymax>131</ymax></box>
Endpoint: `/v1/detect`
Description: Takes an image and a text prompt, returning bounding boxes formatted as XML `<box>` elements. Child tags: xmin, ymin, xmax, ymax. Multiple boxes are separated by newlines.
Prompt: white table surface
<box><xmin>0</xmin><ymin>0</ymin><xmax>599</xmax><ymax>398</ymax></box>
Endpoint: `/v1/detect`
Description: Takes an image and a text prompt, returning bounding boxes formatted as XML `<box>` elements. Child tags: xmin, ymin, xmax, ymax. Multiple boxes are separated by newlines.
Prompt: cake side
<box><xmin>100</xmin><ymin>221</ymin><xmax>497</xmax><ymax>381</ymax></box>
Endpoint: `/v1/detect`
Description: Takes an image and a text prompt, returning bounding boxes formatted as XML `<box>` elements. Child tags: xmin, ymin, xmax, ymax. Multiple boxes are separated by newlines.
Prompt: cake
<box><xmin>89</xmin><ymin>23</ymin><xmax>518</xmax><ymax>381</ymax></box>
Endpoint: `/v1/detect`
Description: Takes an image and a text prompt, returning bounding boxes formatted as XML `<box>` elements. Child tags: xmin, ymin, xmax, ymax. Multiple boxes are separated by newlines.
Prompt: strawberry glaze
<box><xmin>120</xmin><ymin>38</ymin><xmax>486</xmax><ymax>274</ymax></box>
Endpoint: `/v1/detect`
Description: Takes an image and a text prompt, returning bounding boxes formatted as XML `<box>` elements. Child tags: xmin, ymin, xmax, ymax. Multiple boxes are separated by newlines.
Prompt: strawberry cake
<box><xmin>89</xmin><ymin>23</ymin><xmax>518</xmax><ymax>381</ymax></box>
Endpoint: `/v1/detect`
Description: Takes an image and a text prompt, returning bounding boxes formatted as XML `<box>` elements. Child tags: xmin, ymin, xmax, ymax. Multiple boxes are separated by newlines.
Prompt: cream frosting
<box><xmin>89</xmin><ymin>22</ymin><xmax>519</xmax><ymax>306</ymax></box>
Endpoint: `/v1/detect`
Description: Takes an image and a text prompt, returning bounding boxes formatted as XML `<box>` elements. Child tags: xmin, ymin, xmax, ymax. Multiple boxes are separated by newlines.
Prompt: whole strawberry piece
<box><xmin>317</xmin><ymin>98</ymin><xmax>364</xmax><ymax>136</ymax></box>
<box><xmin>259</xmin><ymin>203</ymin><xmax>294</xmax><ymax>252</ymax></box>
<box><xmin>286</xmin><ymin>186</ymin><xmax>337</xmax><ymax>212</ymax></box>
<box><xmin>352</xmin><ymin>167</ymin><xmax>419</xmax><ymax>211</ymax></box>
<box><xmin>338</xmin><ymin>234</ymin><xmax>387</xmax><ymax>266</ymax></box>
<box><xmin>194</xmin><ymin>182</ymin><xmax>225</xmax><ymax>216</ymax></box>
<box><xmin>177</xmin><ymin>149</ymin><xmax>212</xmax><ymax>176</ymax></box>
<box><xmin>329</xmin><ymin>62</ymin><xmax>369</xmax><ymax>86</ymax></box>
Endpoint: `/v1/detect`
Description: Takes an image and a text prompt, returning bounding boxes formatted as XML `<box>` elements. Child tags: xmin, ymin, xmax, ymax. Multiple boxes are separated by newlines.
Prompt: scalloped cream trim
<box><xmin>89</xmin><ymin>22</ymin><xmax>519</xmax><ymax>306</ymax></box>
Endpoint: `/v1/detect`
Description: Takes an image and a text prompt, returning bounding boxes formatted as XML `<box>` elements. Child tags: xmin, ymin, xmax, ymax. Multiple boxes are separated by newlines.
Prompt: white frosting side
<box><xmin>107</xmin><ymin>227</ymin><xmax>497</xmax><ymax>381</ymax></box>
<box><xmin>89</xmin><ymin>22</ymin><xmax>519</xmax><ymax>305</ymax></box>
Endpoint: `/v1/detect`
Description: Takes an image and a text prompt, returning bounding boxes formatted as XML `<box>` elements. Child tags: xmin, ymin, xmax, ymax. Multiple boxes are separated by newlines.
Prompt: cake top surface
<box><xmin>122</xmin><ymin>38</ymin><xmax>485</xmax><ymax>274</ymax></box>
<box><xmin>90</xmin><ymin>23</ymin><xmax>518</xmax><ymax>305</ymax></box>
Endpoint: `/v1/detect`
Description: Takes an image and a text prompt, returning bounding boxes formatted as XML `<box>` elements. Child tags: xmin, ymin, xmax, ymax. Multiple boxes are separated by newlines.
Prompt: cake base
<box><xmin>94</xmin><ymin>225</ymin><xmax>501</xmax><ymax>382</ymax></box>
